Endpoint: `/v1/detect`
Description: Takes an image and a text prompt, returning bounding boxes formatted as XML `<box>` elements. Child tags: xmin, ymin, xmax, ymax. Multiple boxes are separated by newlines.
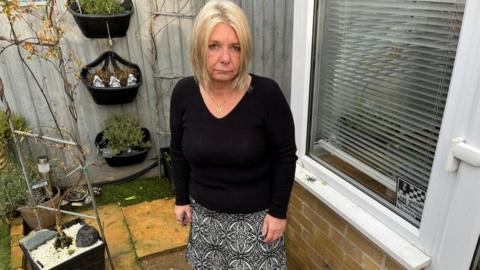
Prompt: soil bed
<box><xmin>141</xmin><ymin>249</ymin><xmax>192</xmax><ymax>270</ymax></box>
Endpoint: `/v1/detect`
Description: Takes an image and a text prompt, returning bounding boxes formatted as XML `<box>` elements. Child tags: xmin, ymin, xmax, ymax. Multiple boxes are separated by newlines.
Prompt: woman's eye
<box><xmin>208</xmin><ymin>44</ymin><xmax>220</xmax><ymax>50</ymax></box>
<box><xmin>232</xmin><ymin>45</ymin><xmax>241</xmax><ymax>52</ymax></box>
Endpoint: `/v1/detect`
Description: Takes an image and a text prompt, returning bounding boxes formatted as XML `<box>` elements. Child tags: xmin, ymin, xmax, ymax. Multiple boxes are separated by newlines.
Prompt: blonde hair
<box><xmin>190</xmin><ymin>0</ymin><xmax>252</xmax><ymax>90</ymax></box>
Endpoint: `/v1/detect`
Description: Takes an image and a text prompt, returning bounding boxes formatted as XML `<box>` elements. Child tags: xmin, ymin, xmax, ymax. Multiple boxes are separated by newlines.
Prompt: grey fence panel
<box><xmin>0</xmin><ymin>0</ymin><xmax>293</xmax><ymax>182</ymax></box>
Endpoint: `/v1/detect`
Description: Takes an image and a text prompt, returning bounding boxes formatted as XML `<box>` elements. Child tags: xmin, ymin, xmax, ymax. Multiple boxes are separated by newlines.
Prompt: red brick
<box><xmin>292</xmin><ymin>183</ymin><xmax>320</xmax><ymax>211</ymax></box>
<box><xmin>364</xmin><ymin>255</ymin><xmax>383</xmax><ymax>270</ymax></box>
<box><xmin>303</xmin><ymin>203</ymin><xmax>330</xmax><ymax>233</ymax></box>
<box><xmin>346</xmin><ymin>226</ymin><xmax>385</xmax><ymax>265</ymax></box>
<box><xmin>316</xmin><ymin>201</ymin><xmax>347</xmax><ymax>233</ymax></box>
<box><xmin>289</xmin><ymin>204</ymin><xmax>316</xmax><ymax>234</ymax></box>
<box><xmin>289</xmin><ymin>192</ymin><xmax>304</xmax><ymax>212</ymax></box>
<box><xmin>314</xmin><ymin>228</ymin><xmax>344</xmax><ymax>262</ymax></box>
<box><xmin>344</xmin><ymin>254</ymin><xmax>363</xmax><ymax>270</ymax></box>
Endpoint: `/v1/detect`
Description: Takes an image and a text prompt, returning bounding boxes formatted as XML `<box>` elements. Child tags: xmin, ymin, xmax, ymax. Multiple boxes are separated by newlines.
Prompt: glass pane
<box><xmin>308</xmin><ymin>0</ymin><xmax>465</xmax><ymax>226</ymax></box>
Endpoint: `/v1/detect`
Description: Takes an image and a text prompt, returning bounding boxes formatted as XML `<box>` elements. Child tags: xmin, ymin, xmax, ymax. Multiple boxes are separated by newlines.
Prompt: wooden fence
<box><xmin>0</xmin><ymin>0</ymin><xmax>293</xmax><ymax>183</ymax></box>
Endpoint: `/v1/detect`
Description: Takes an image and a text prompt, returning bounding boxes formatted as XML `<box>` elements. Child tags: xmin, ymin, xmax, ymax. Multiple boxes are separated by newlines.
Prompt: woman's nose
<box><xmin>219</xmin><ymin>48</ymin><xmax>231</xmax><ymax>64</ymax></box>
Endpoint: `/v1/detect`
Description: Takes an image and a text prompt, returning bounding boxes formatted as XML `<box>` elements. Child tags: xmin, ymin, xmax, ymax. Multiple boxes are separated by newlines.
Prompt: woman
<box><xmin>170</xmin><ymin>1</ymin><xmax>297</xmax><ymax>269</ymax></box>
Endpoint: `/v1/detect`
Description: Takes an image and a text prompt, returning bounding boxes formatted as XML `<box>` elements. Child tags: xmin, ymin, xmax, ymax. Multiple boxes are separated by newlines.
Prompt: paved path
<box><xmin>123</xmin><ymin>199</ymin><xmax>190</xmax><ymax>259</ymax></box>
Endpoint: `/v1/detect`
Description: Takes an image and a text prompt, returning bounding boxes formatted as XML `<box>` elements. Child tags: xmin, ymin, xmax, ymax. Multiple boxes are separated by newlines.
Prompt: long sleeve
<box><xmin>170</xmin><ymin>81</ymin><xmax>191</xmax><ymax>205</ymax></box>
<box><xmin>168</xmin><ymin>75</ymin><xmax>296</xmax><ymax>215</ymax></box>
<box><xmin>265</xmin><ymin>83</ymin><xmax>298</xmax><ymax>219</ymax></box>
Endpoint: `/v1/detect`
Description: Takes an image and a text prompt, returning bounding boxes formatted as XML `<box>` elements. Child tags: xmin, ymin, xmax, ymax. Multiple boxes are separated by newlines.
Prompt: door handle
<box><xmin>446</xmin><ymin>137</ymin><xmax>480</xmax><ymax>172</ymax></box>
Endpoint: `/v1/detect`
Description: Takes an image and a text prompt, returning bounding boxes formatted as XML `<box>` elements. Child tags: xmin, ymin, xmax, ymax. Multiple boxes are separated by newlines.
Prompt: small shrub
<box><xmin>0</xmin><ymin>111</ymin><xmax>27</xmax><ymax>146</ymax></box>
<box><xmin>103</xmin><ymin>114</ymin><xmax>151</xmax><ymax>156</ymax></box>
<box><xmin>78</xmin><ymin>0</ymin><xmax>127</xmax><ymax>15</ymax></box>
<box><xmin>0</xmin><ymin>162</ymin><xmax>27</xmax><ymax>223</ymax></box>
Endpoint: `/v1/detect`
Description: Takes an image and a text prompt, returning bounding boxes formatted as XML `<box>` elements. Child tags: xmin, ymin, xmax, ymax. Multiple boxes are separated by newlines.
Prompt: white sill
<box><xmin>294</xmin><ymin>165</ymin><xmax>431</xmax><ymax>270</ymax></box>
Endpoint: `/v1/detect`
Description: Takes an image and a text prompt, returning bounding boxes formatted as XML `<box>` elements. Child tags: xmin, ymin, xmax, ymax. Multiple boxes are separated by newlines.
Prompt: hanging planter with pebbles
<box><xmin>81</xmin><ymin>51</ymin><xmax>142</xmax><ymax>105</ymax></box>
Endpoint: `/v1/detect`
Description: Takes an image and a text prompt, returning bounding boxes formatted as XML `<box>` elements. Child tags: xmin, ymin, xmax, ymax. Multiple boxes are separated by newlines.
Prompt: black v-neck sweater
<box><xmin>169</xmin><ymin>74</ymin><xmax>297</xmax><ymax>219</ymax></box>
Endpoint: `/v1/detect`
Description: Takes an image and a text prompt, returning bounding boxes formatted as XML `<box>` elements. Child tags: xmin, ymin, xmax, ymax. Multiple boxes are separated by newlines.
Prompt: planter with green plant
<box><xmin>17</xmin><ymin>188</ymin><xmax>61</xmax><ymax>231</ymax></box>
<box><xmin>68</xmin><ymin>0</ymin><xmax>134</xmax><ymax>38</ymax></box>
<box><xmin>1</xmin><ymin>2</ymin><xmax>116</xmax><ymax>266</ymax></box>
<box><xmin>0</xmin><ymin>160</ymin><xmax>61</xmax><ymax>231</ymax></box>
<box><xmin>0</xmin><ymin>111</ymin><xmax>61</xmax><ymax>229</ymax></box>
<box><xmin>95</xmin><ymin>114</ymin><xmax>152</xmax><ymax>167</ymax></box>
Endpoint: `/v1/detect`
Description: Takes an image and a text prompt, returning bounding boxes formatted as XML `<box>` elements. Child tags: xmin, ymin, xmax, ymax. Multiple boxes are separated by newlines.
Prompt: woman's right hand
<box><xmin>174</xmin><ymin>204</ymin><xmax>192</xmax><ymax>226</ymax></box>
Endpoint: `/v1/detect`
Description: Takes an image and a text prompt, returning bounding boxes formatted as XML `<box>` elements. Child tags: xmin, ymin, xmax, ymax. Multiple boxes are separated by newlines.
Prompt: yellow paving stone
<box><xmin>62</xmin><ymin>204</ymin><xmax>134</xmax><ymax>258</ymax></box>
<box><xmin>10</xmin><ymin>233</ymin><xmax>22</xmax><ymax>248</ymax></box>
<box><xmin>105</xmin><ymin>252</ymin><xmax>142</xmax><ymax>270</ymax></box>
<box><xmin>10</xmin><ymin>245</ymin><xmax>23</xmax><ymax>269</ymax></box>
<box><xmin>122</xmin><ymin>199</ymin><xmax>190</xmax><ymax>258</ymax></box>
<box><xmin>83</xmin><ymin>205</ymin><xmax>133</xmax><ymax>258</ymax></box>
<box><xmin>10</xmin><ymin>224</ymin><xmax>23</xmax><ymax>237</ymax></box>
<box><xmin>11</xmin><ymin>218</ymin><xmax>23</xmax><ymax>226</ymax></box>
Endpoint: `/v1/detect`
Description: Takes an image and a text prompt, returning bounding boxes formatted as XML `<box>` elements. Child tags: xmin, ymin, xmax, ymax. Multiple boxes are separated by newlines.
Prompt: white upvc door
<box><xmin>404</xmin><ymin>0</ymin><xmax>480</xmax><ymax>268</ymax></box>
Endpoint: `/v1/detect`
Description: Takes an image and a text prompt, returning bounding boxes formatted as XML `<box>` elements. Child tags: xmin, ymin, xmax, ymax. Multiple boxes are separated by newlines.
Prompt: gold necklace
<box><xmin>201</xmin><ymin>85</ymin><xmax>236</xmax><ymax>113</ymax></box>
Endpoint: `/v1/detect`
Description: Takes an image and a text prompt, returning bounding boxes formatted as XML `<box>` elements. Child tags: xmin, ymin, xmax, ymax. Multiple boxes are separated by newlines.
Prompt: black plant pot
<box><xmin>81</xmin><ymin>51</ymin><xmax>142</xmax><ymax>105</ymax></box>
<box><xmin>160</xmin><ymin>147</ymin><xmax>175</xmax><ymax>195</ymax></box>
<box><xmin>21</xmin><ymin>219</ymin><xmax>105</xmax><ymax>270</ymax></box>
<box><xmin>95</xmin><ymin>128</ymin><xmax>151</xmax><ymax>167</ymax></box>
<box><xmin>68</xmin><ymin>0</ymin><xmax>133</xmax><ymax>38</ymax></box>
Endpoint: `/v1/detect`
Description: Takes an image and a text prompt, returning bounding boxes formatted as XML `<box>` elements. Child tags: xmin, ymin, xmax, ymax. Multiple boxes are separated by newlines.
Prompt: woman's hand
<box><xmin>261</xmin><ymin>214</ymin><xmax>286</xmax><ymax>243</ymax></box>
<box><xmin>174</xmin><ymin>205</ymin><xmax>192</xmax><ymax>226</ymax></box>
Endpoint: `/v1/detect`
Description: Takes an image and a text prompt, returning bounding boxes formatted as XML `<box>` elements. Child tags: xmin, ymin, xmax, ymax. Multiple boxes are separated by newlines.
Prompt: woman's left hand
<box><xmin>261</xmin><ymin>214</ymin><xmax>286</xmax><ymax>243</ymax></box>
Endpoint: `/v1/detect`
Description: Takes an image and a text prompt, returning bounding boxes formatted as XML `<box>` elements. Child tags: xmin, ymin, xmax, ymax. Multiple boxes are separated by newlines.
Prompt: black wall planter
<box><xmin>21</xmin><ymin>219</ymin><xmax>105</xmax><ymax>270</ymax></box>
<box><xmin>68</xmin><ymin>0</ymin><xmax>133</xmax><ymax>38</ymax></box>
<box><xmin>81</xmin><ymin>51</ymin><xmax>142</xmax><ymax>105</ymax></box>
<box><xmin>95</xmin><ymin>128</ymin><xmax>151</xmax><ymax>167</ymax></box>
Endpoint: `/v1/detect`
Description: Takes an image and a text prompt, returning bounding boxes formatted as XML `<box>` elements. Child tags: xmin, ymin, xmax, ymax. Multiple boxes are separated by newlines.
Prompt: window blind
<box><xmin>311</xmin><ymin>0</ymin><xmax>465</xmax><ymax>192</ymax></box>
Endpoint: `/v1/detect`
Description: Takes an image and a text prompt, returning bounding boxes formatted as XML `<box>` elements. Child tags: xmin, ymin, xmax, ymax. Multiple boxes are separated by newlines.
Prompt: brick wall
<box><xmin>286</xmin><ymin>182</ymin><xmax>406</xmax><ymax>270</ymax></box>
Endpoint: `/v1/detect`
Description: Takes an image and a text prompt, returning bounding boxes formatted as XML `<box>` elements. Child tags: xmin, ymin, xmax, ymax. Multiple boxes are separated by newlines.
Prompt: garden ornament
<box><xmin>109</xmin><ymin>76</ymin><xmax>121</xmax><ymax>87</ymax></box>
<box><xmin>76</xmin><ymin>223</ymin><xmax>100</xmax><ymax>248</ymax></box>
<box><xmin>93</xmin><ymin>75</ymin><xmax>105</xmax><ymax>87</ymax></box>
<box><xmin>20</xmin><ymin>229</ymin><xmax>56</xmax><ymax>251</ymax></box>
<box><xmin>127</xmin><ymin>74</ymin><xmax>137</xmax><ymax>86</ymax></box>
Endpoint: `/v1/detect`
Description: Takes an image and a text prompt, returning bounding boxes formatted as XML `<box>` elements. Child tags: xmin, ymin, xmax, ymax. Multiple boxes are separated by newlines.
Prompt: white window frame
<box><xmin>290</xmin><ymin>0</ymin><xmax>480</xmax><ymax>268</ymax></box>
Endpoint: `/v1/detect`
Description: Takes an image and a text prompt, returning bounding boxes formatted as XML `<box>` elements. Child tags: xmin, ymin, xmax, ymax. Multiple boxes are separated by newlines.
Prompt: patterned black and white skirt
<box><xmin>186</xmin><ymin>200</ymin><xmax>287</xmax><ymax>270</ymax></box>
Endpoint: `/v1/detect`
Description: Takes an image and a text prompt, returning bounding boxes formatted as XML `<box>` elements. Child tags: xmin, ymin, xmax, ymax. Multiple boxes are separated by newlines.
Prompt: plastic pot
<box><xmin>95</xmin><ymin>128</ymin><xmax>151</xmax><ymax>167</ymax></box>
<box><xmin>17</xmin><ymin>186</ymin><xmax>61</xmax><ymax>230</ymax></box>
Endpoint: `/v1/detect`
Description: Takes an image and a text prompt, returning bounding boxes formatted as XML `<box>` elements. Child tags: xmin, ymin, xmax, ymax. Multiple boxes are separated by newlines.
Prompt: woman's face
<box><xmin>206</xmin><ymin>23</ymin><xmax>241</xmax><ymax>85</ymax></box>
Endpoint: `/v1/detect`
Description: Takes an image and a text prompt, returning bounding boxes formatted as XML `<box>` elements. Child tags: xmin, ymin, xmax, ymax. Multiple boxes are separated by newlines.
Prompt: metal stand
<box><xmin>153</xmin><ymin>74</ymin><xmax>185</xmax><ymax>185</ymax></box>
<box><xmin>12</xmin><ymin>130</ymin><xmax>116</xmax><ymax>270</ymax></box>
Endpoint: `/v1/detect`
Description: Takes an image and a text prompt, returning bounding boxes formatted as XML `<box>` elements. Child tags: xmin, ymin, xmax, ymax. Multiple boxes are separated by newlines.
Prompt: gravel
<box><xmin>29</xmin><ymin>223</ymin><xmax>103</xmax><ymax>269</ymax></box>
